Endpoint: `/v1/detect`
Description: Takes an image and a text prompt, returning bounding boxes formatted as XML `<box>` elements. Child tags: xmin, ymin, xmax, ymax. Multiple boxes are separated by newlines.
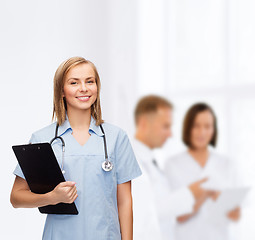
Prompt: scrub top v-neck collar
<box><xmin>55</xmin><ymin>115</ymin><xmax>105</xmax><ymax>153</ymax></box>
<box><xmin>57</xmin><ymin>115</ymin><xmax>104</xmax><ymax>137</ymax></box>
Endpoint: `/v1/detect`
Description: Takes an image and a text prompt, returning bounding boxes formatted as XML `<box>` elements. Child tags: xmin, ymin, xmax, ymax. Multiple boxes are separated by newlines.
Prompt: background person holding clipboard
<box><xmin>164</xmin><ymin>103</ymin><xmax>242</xmax><ymax>240</ymax></box>
<box><xmin>10</xmin><ymin>56</ymin><xmax>142</xmax><ymax>240</ymax></box>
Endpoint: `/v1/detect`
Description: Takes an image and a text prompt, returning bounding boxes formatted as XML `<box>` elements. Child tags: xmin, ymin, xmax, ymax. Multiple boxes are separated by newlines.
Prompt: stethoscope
<box><xmin>49</xmin><ymin>124</ymin><xmax>113</xmax><ymax>174</ymax></box>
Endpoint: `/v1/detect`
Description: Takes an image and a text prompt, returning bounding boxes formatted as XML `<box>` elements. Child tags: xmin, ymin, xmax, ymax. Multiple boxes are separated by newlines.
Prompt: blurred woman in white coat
<box><xmin>165</xmin><ymin>103</ymin><xmax>241</xmax><ymax>240</ymax></box>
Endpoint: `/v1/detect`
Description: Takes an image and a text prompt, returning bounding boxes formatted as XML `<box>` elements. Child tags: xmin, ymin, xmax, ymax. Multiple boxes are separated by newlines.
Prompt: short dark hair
<box><xmin>134</xmin><ymin>95</ymin><xmax>173</xmax><ymax>124</ymax></box>
<box><xmin>182</xmin><ymin>103</ymin><xmax>217</xmax><ymax>148</ymax></box>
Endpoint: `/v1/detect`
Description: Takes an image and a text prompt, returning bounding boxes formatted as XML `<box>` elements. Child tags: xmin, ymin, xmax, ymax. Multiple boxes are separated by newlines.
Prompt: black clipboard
<box><xmin>12</xmin><ymin>142</ymin><xmax>78</xmax><ymax>215</ymax></box>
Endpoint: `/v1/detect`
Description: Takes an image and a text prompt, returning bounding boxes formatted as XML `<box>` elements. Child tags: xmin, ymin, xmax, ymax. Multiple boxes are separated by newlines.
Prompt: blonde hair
<box><xmin>52</xmin><ymin>56</ymin><xmax>103</xmax><ymax>126</ymax></box>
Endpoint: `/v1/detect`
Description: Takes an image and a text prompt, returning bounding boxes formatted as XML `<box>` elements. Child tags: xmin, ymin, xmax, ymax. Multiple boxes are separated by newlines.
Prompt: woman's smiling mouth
<box><xmin>76</xmin><ymin>96</ymin><xmax>90</xmax><ymax>101</ymax></box>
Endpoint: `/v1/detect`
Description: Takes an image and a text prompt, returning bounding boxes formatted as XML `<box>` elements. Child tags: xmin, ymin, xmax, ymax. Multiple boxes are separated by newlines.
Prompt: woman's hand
<box><xmin>178</xmin><ymin>183</ymin><xmax>221</xmax><ymax>224</ymax></box>
<box><xmin>10</xmin><ymin>176</ymin><xmax>78</xmax><ymax>208</ymax></box>
<box><xmin>208</xmin><ymin>190</ymin><xmax>221</xmax><ymax>201</ymax></box>
<box><xmin>189</xmin><ymin>179</ymin><xmax>220</xmax><ymax>213</ymax></box>
<box><xmin>227</xmin><ymin>207</ymin><xmax>241</xmax><ymax>221</ymax></box>
<box><xmin>50</xmin><ymin>181</ymin><xmax>78</xmax><ymax>205</ymax></box>
<box><xmin>177</xmin><ymin>214</ymin><xmax>193</xmax><ymax>223</ymax></box>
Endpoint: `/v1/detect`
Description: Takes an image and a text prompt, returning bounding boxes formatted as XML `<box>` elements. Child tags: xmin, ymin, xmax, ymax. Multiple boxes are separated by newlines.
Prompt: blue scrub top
<box><xmin>14</xmin><ymin>116</ymin><xmax>142</xmax><ymax>240</ymax></box>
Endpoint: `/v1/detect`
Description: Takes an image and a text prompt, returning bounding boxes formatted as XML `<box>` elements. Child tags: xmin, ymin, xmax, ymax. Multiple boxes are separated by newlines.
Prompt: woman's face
<box><xmin>63</xmin><ymin>63</ymin><xmax>98</xmax><ymax>113</ymax></box>
<box><xmin>190</xmin><ymin>110</ymin><xmax>215</xmax><ymax>150</ymax></box>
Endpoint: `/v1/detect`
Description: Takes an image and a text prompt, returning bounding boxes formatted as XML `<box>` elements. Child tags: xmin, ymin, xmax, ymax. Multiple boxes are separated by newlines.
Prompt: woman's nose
<box><xmin>79</xmin><ymin>82</ymin><xmax>87</xmax><ymax>92</ymax></box>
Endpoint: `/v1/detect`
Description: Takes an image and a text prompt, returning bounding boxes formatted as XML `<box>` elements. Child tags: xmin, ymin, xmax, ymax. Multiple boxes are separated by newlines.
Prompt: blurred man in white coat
<box><xmin>132</xmin><ymin>95</ymin><xmax>212</xmax><ymax>240</ymax></box>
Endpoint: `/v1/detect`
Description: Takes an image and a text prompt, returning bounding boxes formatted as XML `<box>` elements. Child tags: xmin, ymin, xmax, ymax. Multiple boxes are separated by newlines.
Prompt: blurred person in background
<box><xmin>131</xmin><ymin>95</ymin><xmax>212</xmax><ymax>240</ymax></box>
<box><xmin>165</xmin><ymin>103</ymin><xmax>241</xmax><ymax>240</ymax></box>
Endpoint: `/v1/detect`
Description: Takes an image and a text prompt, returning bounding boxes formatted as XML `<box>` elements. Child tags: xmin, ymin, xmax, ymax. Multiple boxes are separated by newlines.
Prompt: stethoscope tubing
<box><xmin>50</xmin><ymin>123</ymin><xmax>112</xmax><ymax>173</ymax></box>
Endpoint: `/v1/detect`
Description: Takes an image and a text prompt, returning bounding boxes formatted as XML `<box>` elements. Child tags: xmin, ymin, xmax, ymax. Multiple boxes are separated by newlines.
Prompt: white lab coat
<box><xmin>132</xmin><ymin>139</ymin><xmax>195</xmax><ymax>240</ymax></box>
<box><xmin>165</xmin><ymin>150</ymin><xmax>239</xmax><ymax>240</ymax></box>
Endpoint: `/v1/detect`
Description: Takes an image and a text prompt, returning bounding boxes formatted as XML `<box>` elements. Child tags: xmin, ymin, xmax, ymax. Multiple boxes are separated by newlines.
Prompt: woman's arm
<box><xmin>10</xmin><ymin>176</ymin><xmax>78</xmax><ymax>208</ymax></box>
<box><xmin>177</xmin><ymin>188</ymin><xmax>220</xmax><ymax>223</ymax></box>
<box><xmin>117</xmin><ymin>181</ymin><xmax>133</xmax><ymax>240</ymax></box>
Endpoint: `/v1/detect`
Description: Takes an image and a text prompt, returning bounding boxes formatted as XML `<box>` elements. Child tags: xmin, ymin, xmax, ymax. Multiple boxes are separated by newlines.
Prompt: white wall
<box><xmin>101</xmin><ymin>0</ymin><xmax>139</xmax><ymax>135</ymax></box>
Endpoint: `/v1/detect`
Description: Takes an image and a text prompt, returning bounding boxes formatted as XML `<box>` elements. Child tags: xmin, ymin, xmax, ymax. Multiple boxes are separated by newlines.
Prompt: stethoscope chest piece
<box><xmin>102</xmin><ymin>160</ymin><xmax>113</xmax><ymax>172</ymax></box>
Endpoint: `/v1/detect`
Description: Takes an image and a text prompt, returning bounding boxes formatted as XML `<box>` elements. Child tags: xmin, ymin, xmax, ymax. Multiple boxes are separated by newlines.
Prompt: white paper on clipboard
<box><xmin>206</xmin><ymin>187</ymin><xmax>250</xmax><ymax>225</ymax></box>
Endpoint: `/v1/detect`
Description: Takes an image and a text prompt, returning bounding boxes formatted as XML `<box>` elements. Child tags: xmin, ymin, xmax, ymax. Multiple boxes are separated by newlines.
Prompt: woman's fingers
<box><xmin>67</xmin><ymin>187</ymin><xmax>78</xmax><ymax>203</ymax></box>
<box><xmin>52</xmin><ymin>182</ymin><xmax>78</xmax><ymax>204</ymax></box>
<box><xmin>65</xmin><ymin>185</ymin><xmax>78</xmax><ymax>203</ymax></box>
<box><xmin>208</xmin><ymin>190</ymin><xmax>221</xmax><ymax>201</ymax></box>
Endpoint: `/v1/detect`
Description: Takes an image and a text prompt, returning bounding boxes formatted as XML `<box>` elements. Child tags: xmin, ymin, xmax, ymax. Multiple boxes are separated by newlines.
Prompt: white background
<box><xmin>1</xmin><ymin>0</ymin><xmax>255</xmax><ymax>239</ymax></box>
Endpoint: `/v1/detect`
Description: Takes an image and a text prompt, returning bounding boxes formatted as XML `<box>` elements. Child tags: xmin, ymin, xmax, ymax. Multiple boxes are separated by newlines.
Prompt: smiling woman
<box><xmin>10</xmin><ymin>56</ymin><xmax>142</xmax><ymax>240</ymax></box>
<box><xmin>52</xmin><ymin>57</ymin><xmax>103</xmax><ymax>127</ymax></box>
<box><xmin>64</xmin><ymin>64</ymin><xmax>98</xmax><ymax>108</ymax></box>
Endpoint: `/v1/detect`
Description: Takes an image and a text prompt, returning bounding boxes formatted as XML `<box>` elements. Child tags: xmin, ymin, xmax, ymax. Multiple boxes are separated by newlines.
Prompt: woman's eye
<box><xmin>71</xmin><ymin>82</ymin><xmax>78</xmax><ymax>85</ymax></box>
<box><xmin>87</xmin><ymin>80</ymin><xmax>95</xmax><ymax>84</ymax></box>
